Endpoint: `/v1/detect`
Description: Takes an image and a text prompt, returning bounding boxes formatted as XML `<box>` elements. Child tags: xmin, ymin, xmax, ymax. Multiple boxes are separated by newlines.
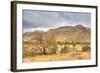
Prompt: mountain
<box><xmin>23</xmin><ymin>24</ymin><xmax>91</xmax><ymax>43</ymax></box>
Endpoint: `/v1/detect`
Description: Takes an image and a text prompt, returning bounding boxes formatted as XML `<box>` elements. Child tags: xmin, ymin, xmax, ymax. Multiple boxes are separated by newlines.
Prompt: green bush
<box><xmin>23</xmin><ymin>47</ymin><xmax>33</xmax><ymax>57</ymax></box>
<box><xmin>31</xmin><ymin>48</ymin><xmax>44</xmax><ymax>56</ymax></box>
<box><xmin>23</xmin><ymin>47</ymin><xmax>44</xmax><ymax>57</ymax></box>
<box><xmin>61</xmin><ymin>46</ymin><xmax>70</xmax><ymax>53</ymax></box>
<box><xmin>45</xmin><ymin>47</ymin><xmax>56</xmax><ymax>55</ymax></box>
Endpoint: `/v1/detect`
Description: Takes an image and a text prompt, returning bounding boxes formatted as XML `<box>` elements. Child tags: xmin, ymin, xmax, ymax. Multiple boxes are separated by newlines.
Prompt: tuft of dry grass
<box><xmin>23</xmin><ymin>51</ymin><xmax>91</xmax><ymax>63</ymax></box>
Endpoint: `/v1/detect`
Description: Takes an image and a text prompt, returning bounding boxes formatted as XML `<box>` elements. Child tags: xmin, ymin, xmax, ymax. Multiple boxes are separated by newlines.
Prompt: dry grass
<box><xmin>23</xmin><ymin>51</ymin><xmax>91</xmax><ymax>63</ymax></box>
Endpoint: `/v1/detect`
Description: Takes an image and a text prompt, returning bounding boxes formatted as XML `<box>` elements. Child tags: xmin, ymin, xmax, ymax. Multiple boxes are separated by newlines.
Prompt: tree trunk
<box><xmin>43</xmin><ymin>47</ymin><xmax>47</xmax><ymax>55</ymax></box>
<box><xmin>73</xmin><ymin>44</ymin><xmax>76</xmax><ymax>52</ymax></box>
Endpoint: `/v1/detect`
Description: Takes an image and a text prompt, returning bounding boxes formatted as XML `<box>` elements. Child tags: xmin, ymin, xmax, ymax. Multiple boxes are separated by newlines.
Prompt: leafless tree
<box><xmin>37</xmin><ymin>32</ymin><xmax>57</xmax><ymax>55</ymax></box>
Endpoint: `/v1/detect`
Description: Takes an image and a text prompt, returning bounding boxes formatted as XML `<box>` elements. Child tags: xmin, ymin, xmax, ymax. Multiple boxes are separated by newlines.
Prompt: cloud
<box><xmin>23</xmin><ymin>10</ymin><xmax>64</xmax><ymax>29</ymax></box>
<box><xmin>23</xmin><ymin>10</ymin><xmax>91</xmax><ymax>32</ymax></box>
<box><xmin>59</xmin><ymin>12</ymin><xmax>91</xmax><ymax>26</ymax></box>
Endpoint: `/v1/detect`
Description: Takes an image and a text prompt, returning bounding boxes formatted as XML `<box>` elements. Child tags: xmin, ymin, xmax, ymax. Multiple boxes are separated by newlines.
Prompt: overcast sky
<box><xmin>23</xmin><ymin>10</ymin><xmax>91</xmax><ymax>33</ymax></box>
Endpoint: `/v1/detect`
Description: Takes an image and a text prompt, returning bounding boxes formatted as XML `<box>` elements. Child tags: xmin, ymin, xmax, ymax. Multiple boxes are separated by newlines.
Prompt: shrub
<box><xmin>46</xmin><ymin>47</ymin><xmax>56</xmax><ymax>55</ymax></box>
<box><xmin>82</xmin><ymin>46</ymin><xmax>91</xmax><ymax>52</ymax></box>
<box><xmin>31</xmin><ymin>48</ymin><xmax>44</xmax><ymax>56</ymax></box>
<box><xmin>23</xmin><ymin>47</ymin><xmax>33</xmax><ymax>57</ymax></box>
<box><xmin>61</xmin><ymin>46</ymin><xmax>70</xmax><ymax>53</ymax></box>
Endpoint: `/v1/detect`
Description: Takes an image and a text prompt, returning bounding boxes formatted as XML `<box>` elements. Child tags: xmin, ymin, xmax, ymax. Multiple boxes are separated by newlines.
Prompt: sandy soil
<box><xmin>23</xmin><ymin>51</ymin><xmax>91</xmax><ymax>63</ymax></box>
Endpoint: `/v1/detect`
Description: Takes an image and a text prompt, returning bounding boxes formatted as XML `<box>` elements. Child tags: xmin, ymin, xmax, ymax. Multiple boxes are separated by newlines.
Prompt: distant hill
<box><xmin>23</xmin><ymin>25</ymin><xmax>91</xmax><ymax>43</ymax></box>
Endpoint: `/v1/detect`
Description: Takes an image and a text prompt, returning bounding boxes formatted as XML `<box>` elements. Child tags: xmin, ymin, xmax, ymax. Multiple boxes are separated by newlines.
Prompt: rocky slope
<box><xmin>23</xmin><ymin>25</ymin><xmax>91</xmax><ymax>43</ymax></box>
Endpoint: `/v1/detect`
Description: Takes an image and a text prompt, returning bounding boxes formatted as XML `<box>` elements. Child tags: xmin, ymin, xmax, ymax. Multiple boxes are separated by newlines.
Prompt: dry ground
<box><xmin>23</xmin><ymin>51</ymin><xmax>91</xmax><ymax>63</ymax></box>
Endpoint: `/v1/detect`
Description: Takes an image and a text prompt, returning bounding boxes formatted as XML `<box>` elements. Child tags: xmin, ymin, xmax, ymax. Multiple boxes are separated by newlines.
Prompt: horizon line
<box><xmin>23</xmin><ymin>24</ymin><xmax>90</xmax><ymax>34</ymax></box>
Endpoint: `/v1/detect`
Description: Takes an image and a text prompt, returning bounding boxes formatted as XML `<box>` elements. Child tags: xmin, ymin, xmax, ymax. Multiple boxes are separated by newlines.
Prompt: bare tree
<box><xmin>37</xmin><ymin>32</ymin><xmax>57</xmax><ymax>55</ymax></box>
<box><xmin>36</xmin><ymin>32</ymin><xmax>46</xmax><ymax>55</ymax></box>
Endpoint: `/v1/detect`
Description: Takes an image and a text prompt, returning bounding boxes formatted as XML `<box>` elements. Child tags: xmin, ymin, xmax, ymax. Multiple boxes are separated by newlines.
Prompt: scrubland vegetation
<box><xmin>23</xmin><ymin>40</ymin><xmax>91</xmax><ymax>62</ymax></box>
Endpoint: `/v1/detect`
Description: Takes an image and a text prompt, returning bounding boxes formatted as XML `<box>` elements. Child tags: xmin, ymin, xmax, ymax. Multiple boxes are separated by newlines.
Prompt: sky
<box><xmin>23</xmin><ymin>10</ymin><xmax>91</xmax><ymax>33</ymax></box>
